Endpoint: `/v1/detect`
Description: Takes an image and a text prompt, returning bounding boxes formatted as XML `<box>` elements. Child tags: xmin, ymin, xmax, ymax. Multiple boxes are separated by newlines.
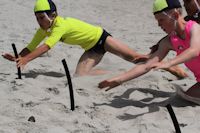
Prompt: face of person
<box><xmin>183</xmin><ymin>0</ymin><xmax>199</xmax><ymax>16</ymax></box>
<box><xmin>35</xmin><ymin>12</ymin><xmax>51</xmax><ymax>30</ymax></box>
<box><xmin>154</xmin><ymin>12</ymin><xmax>175</xmax><ymax>34</ymax></box>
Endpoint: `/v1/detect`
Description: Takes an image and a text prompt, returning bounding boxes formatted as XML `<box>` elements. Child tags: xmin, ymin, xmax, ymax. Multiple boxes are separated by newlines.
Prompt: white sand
<box><xmin>0</xmin><ymin>0</ymin><xmax>200</xmax><ymax>132</ymax></box>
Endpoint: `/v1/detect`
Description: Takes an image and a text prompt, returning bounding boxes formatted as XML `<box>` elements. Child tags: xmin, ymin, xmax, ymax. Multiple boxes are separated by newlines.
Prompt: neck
<box><xmin>175</xmin><ymin>18</ymin><xmax>187</xmax><ymax>39</ymax></box>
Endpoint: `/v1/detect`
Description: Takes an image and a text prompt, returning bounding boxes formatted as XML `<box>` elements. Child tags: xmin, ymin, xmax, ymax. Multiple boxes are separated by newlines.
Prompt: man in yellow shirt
<box><xmin>27</xmin><ymin>16</ymin><xmax>104</xmax><ymax>52</ymax></box>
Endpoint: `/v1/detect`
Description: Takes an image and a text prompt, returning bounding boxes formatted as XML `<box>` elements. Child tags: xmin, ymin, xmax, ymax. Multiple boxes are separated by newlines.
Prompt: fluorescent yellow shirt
<box><xmin>27</xmin><ymin>16</ymin><xmax>103</xmax><ymax>51</ymax></box>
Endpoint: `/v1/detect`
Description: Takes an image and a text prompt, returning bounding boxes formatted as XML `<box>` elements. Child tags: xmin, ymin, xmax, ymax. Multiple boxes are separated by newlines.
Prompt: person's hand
<box><xmin>16</xmin><ymin>57</ymin><xmax>28</xmax><ymax>70</ymax></box>
<box><xmin>98</xmin><ymin>79</ymin><xmax>122</xmax><ymax>91</ymax></box>
<box><xmin>2</xmin><ymin>53</ymin><xmax>16</xmax><ymax>61</ymax></box>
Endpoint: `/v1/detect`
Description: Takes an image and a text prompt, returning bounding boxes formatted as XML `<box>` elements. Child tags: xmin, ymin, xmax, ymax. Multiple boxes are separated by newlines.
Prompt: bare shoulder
<box><xmin>190</xmin><ymin>23</ymin><xmax>200</xmax><ymax>49</ymax></box>
<box><xmin>191</xmin><ymin>23</ymin><xmax>200</xmax><ymax>35</ymax></box>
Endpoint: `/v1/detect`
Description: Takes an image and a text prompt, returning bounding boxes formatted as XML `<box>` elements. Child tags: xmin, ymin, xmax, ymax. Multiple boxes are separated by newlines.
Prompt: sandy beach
<box><xmin>0</xmin><ymin>0</ymin><xmax>200</xmax><ymax>132</ymax></box>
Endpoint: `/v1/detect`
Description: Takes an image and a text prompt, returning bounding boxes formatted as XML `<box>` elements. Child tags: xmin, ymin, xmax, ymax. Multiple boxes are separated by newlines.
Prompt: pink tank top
<box><xmin>170</xmin><ymin>20</ymin><xmax>200</xmax><ymax>82</ymax></box>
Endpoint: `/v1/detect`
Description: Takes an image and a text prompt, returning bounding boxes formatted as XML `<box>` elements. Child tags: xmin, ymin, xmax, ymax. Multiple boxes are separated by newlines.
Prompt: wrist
<box><xmin>24</xmin><ymin>56</ymin><xmax>31</xmax><ymax>63</ymax></box>
<box><xmin>167</xmin><ymin>59</ymin><xmax>173</xmax><ymax>67</ymax></box>
<box><xmin>113</xmin><ymin>77</ymin><xmax>123</xmax><ymax>85</ymax></box>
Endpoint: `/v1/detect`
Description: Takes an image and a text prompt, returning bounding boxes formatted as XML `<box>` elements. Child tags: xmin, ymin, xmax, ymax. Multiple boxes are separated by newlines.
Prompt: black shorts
<box><xmin>88</xmin><ymin>29</ymin><xmax>112</xmax><ymax>54</ymax></box>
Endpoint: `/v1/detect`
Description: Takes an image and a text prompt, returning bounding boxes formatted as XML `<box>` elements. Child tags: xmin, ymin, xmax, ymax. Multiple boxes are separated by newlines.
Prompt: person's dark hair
<box><xmin>184</xmin><ymin>14</ymin><xmax>200</xmax><ymax>22</ymax></box>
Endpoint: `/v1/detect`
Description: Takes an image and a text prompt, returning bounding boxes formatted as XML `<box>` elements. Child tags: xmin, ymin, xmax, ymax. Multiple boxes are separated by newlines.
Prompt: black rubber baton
<box><xmin>62</xmin><ymin>59</ymin><xmax>75</xmax><ymax>111</ymax></box>
<box><xmin>166</xmin><ymin>104</ymin><xmax>181</xmax><ymax>133</ymax></box>
<box><xmin>12</xmin><ymin>43</ymin><xmax>22</xmax><ymax>79</ymax></box>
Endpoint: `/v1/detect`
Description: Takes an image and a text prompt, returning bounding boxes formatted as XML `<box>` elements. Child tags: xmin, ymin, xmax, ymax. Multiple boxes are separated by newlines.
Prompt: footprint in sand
<box><xmin>48</xmin><ymin>103</ymin><xmax>70</xmax><ymax>113</ymax></box>
<box><xmin>46</xmin><ymin>87</ymin><xmax>60</xmax><ymax>95</ymax></box>
<box><xmin>21</xmin><ymin>101</ymin><xmax>40</xmax><ymax>108</ymax></box>
<box><xmin>76</xmin><ymin>88</ymin><xmax>89</xmax><ymax>97</ymax></box>
<box><xmin>10</xmin><ymin>80</ymin><xmax>23</xmax><ymax>91</ymax></box>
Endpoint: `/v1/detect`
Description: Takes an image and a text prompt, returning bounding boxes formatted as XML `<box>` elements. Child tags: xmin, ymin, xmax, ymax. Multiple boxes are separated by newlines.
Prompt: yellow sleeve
<box><xmin>45</xmin><ymin>26</ymin><xmax>66</xmax><ymax>48</ymax></box>
<box><xmin>26</xmin><ymin>28</ymin><xmax>46</xmax><ymax>51</ymax></box>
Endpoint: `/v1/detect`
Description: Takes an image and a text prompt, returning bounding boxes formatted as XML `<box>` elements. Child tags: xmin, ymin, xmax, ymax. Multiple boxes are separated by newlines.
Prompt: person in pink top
<box><xmin>99</xmin><ymin>0</ymin><xmax>200</xmax><ymax>102</ymax></box>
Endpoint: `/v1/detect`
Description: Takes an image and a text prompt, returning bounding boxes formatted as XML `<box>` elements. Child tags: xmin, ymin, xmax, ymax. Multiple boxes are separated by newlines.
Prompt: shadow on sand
<box><xmin>94</xmin><ymin>87</ymin><xmax>197</xmax><ymax>121</ymax></box>
<box><xmin>22</xmin><ymin>70</ymin><xmax>65</xmax><ymax>78</ymax></box>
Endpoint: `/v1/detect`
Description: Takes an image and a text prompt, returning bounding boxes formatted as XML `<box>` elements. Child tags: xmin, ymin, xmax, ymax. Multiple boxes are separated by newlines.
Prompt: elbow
<box><xmin>193</xmin><ymin>51</ymin><xmax>200</xmax><ymax>57</ymax></box>
<box><xmin>191</xmin><ymin>49</ymin><xmax>200</xmax><ymax>57</ymax></box>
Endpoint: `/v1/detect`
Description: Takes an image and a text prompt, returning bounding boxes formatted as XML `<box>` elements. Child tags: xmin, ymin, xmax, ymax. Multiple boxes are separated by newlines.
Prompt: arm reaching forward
<box><xmin>16</xmin><ymin>44</ymin><xmax>50</xmax><ymax>69</ymax></box>
<box><xmin>99</xmin><ymin>36</ymin><xmax>172</xmax><ymax>91</ymax></box>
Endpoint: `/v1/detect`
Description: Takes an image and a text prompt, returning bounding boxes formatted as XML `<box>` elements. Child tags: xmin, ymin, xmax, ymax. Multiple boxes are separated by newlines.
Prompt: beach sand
<box><xmin>0</xmin><ymin>0</ymin><xmax>200</xmax><ymax>132</ymax></box>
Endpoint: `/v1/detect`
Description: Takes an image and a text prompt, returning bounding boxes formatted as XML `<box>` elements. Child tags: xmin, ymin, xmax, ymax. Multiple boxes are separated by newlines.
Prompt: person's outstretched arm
<box><xmin>16</xmin><ymin>44</ymin><xmax>50</xmax><ymax>69</ymax></box>
<box><xmin>98</xmin><ymin>54</ymin><xmax>160</xmax><ymax>91</ymax></box>
<box><xmin>2</xmin><ymin>28</ymin><xmax>46</xmax><ymax>62</ymax></box>
<box><xmin>98</xmin><ymin>36</ymin><xmax>171</xmax><ymax>91</ymax></box>
<box><xmin>154</xmin><ymin>23</ymin><xmax>200</xmax><ymax>70</ymax></box>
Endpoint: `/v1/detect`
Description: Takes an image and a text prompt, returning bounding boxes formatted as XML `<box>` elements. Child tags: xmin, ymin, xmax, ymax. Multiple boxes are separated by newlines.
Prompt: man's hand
<box><xmin>2</xmin><ymin>53</ymin><xmax>16</xmax><ymax>61</ymax></box>
<box><xmin>16</xmin><ymin>57</ymin><xmax>29</xmax><ymax>70</ymax></box>
<box><xmin>98</xmin><ymin>79</ymin><xmax>121</xmax><ymax>91</ymax></box>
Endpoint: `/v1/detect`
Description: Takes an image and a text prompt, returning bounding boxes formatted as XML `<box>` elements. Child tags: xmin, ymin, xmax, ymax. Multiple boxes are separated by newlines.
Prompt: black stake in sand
<box><xmin>62</xmin><ymin>59</ymin><xmax>75</xmax><ymax>111</ymax></box>
<box><xmin>166</xmin><ymin>104</ymin><xmax>181</xmax><ymax>133</ymax></box>
<box><xmin>12</xmin><ymin>43</ymin><xmax>21</xmax><ymax>79</ymax></box>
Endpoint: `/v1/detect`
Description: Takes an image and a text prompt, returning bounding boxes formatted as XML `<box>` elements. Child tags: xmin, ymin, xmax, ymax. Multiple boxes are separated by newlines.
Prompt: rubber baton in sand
<box><xmin>166</xmin><ymin>104</ymin><xmax>181</xmax><ymax>133</ymax></box>
<box><xmin>12</xmin><ymin>43</ymin><xmax>21</xmax><ymax>79</ymax></box>
<box><xmin>62</xmin><ymin>59</ymin><xmax>75</xmax><ymax>111</ymax></box>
